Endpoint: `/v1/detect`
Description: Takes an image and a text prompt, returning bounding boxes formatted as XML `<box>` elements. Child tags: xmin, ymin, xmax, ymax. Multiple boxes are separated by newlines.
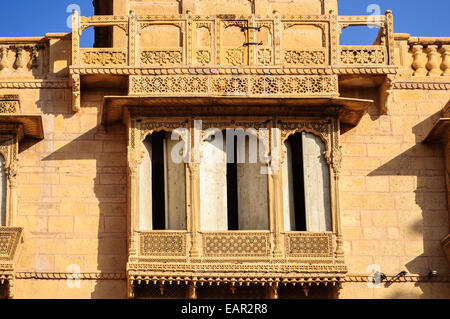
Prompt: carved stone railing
<box><xmin>0</xmin><ymin>39</ymin><xmax>47</xmax><ymax>77</ymax></box>
<box><xmin>0</xmin><ymin>227</ymin><xmax>23</xmax><ymax>299</ymax></box>
<box><xmin>284</xmin><ymin>232</ymin><xmax>334</xmax><ymax>259</ymax></box>
<box><xmin>138</xmin><ymin>231</ymin><xmax>188</xmax><ymax>259</ymax></box>
<box><xmin>72</xmin><ymin>11</ymin><xmax>394</xmax><ymax>68</ymax></box>
<box><xmin>133</xmin><ymin>231</ymin><xmax>339</xmax><ymax>262</ymax></box>
<box><xmin>201</xmin><ymin>231</ymin><xmax>271</xmax><ymax>259</ymax></box>
<box><xmin>339</xmin><ymin>46</ymin><xmax>386</xmax><ymax>65</ymax></box>
<box><xmin>395</xmin><ymin>34</ymin><xmax>450</xmax><ymax>76</ymax></box>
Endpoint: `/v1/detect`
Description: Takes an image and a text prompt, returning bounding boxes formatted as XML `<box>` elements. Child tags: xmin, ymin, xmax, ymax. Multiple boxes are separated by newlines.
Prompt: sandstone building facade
<box><xmin>0</xmin><ymin>0</ymin><xmax>449</xmax><ymax>299</ymax></box>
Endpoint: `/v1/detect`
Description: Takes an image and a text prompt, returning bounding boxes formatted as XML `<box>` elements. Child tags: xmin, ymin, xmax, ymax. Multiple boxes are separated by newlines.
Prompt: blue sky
<box><xmin>0</xmin><ymin>0</ymin><xmax>448</xmax><ymax>46</ymax></box>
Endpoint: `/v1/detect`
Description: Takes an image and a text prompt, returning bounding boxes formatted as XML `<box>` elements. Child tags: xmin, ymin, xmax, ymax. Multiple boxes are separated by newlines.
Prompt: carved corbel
<box><xmin>380</xmin><ymin>74</ymin><xmax>395</xmax><ymax>115</ymax></box>
<box><xmin>427</xmin><ymin>45</ymin><xmax>442</xmax><ymax>76</ymax></box>
<box><xmin>71</xmin><ymin>74</ymin><xmax>81</xmax><ymax>112</ymax></box>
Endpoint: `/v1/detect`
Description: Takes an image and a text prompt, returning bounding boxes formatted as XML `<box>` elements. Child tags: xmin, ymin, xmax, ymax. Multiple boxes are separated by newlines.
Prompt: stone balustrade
<box><xmin>395</xmin><ymin>34</ymin><xmax>450</xmax><ymax>76</ymax></box>
<box><xmin>0</xmin><ymin>39</ymin><xmax>46</xmax><ymax>76</ymax></box>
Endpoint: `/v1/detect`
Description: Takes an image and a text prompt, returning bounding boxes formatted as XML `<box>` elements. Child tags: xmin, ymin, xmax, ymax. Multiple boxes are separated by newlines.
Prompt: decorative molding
<box><xmin>81</xmin><ymin>49</ymin><xmax>127</xmax><ymax>66</ymax></box>
<box><xmin>141</xmin><ymin>49</ymin><xmax>183</xmax><ymax>66</ymax></box>
<box><xmin>129</xmin><ymin>75</ymin><xmax>338</xmax><ymax>96</ymax></box>
<box><xmin>15</xmin><ymin>272</ymin><xmax>126</xmax><ymax>280</ymax></box>
<box><xmin>284</xmin><ymin>50</ymin><xmax>326</xmax><ymax>65</ymax></box>
<box><xmin>0</xmin><ymin>80</ymin><xmax>70</xmax><ymax>89</ymax></box>
<box><xmin>393</xmin><ymin>81</ymin><xmax>450</xmax><ymax>90</ymax></box>
<box><xmin>70</xmin><ymin>66</ymin><xmax>397</xmax><ymax>76</ymax></box>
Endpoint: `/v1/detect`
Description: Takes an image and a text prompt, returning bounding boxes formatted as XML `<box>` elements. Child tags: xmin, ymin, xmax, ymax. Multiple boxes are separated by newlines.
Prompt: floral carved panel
<box><xmin>202</xmin><ymin>232</ymin><xmax>270</xmax><ymax>258</ymax></box>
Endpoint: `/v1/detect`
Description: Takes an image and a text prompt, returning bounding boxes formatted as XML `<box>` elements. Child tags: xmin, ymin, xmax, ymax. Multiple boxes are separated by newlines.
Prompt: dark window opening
<box><xmin>227</xmin><ymin>134</ymin><xmax>239</xmax><ymax>230</ymax></box>
<box><xmin>151</xmin><ymin>131</ymin><xmax>166</xmax><ymax>230</ymax></box>
<box><xmin>289</xmin><ymin>133</ymin><xmax>306</xmax><ymax>231</ymax></box>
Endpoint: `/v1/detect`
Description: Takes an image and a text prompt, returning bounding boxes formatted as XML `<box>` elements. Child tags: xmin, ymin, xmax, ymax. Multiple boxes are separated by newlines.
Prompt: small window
<box><xmin>139</xmin><ymin>131</ymin><xmax>186</xmax><ymax>230</ymax></box>
<box><xmin>282</xmin><ymin>132</ymin><xmax>331</xmax><ymax>232</ymax></box>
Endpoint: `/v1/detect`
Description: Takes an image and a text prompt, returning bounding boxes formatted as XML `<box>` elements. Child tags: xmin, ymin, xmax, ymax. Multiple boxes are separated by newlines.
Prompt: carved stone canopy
<box><xmin>101</xmin><ymin>96</ymin><xmax>373</xmax><ymax>127</ymax></box>
<box><xmin>0</xmin><ymin>95</ymin><xmax>44</xmax><ymax>141</ymax></box>
<box><xmin>423</xmin><ymin>101</ymin><xmax>450</xmax><ymax>144</ymax></box>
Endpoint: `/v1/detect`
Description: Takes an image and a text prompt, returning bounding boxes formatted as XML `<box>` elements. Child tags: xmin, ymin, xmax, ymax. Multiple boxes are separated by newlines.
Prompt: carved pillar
<box><xmin>270</xmin><ymin>124</ymin><xmax>283</xmax><ymax>258</ymax></box>
<box><xmin>72</xmin><ymin>10</ymin><xmax>80</xmax><ymax>65</ymax></box>
<box><xmin>440</xmin><ymin>45</ymin><xmax>450</xmax><ymax>76</ymax></box>
<box><xmin>188</xmin><ymin>162</ymin><xmax>201</xmax><ymax>258</ymax></box>
<box><xmin>331</xmin><ymin>121</ymin><xmax>344</xmax><ymax>261</ymax></box>
<box><xmin>412</xmin><ymin>45</ymin><xmax>427</xmax><ymax>76</ymax></box>
<box><xmin>427</xmin><ymin>45</ymin><xmax>442</xmax><ymax>76</ymax></box>
<box><xmin>186</xmin><ymin>14</ymin><xmax>193</xmax><ymax>65</ymax></box>
<box><xmin>273</xmin><ymin>11</ymin><xmax>282</xmax><ymax>65</ymax></box>
<box><xmin>385</xmin><ymin>10</ymin><xmax>396</xmax><ymax>65</ymax></box>
<box><xmin>329</xmin><ymin>11</ymin><xmax>339</xmax><ymax>66</ymax></box>
<box><xmin>128</xmin><ymin>10</ymin><xmax>138</xmax><ymax>67</ymax></box>
<box><xmin>6</xmin><ymin>161</ymin><xmax>18</xmax><ymax>227</ymax></box>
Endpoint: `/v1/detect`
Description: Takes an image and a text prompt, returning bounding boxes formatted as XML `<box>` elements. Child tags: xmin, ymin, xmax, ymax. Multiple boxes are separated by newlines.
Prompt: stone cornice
<box><xmin>15</xmin><ymin>272</ymin><xmax>126</xmax><ymax>280</ymax></box>
<box><xmin>393</xmin><ymin>81</ymin><xmax>450</xmax><ymax>90</ymax></box>
<box><xmin>70</xmin><ymin>66</ymin><xmax>397</xmax><ymax>76</ymax></box>
<box><xmin>0</xmin><ymin>80</ymin><xmax>70</xmax><ymax>89</ymax></box>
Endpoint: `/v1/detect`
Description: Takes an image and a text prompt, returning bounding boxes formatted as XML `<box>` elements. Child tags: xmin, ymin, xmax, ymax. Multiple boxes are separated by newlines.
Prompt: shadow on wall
<box><xmin>367</xmin><ymin>112</ymin><xmax>450</xmax><ymax>298</ymax></box>
<box><xmin>40</xmin><ymin>88</ymin><xmax>128</xmax><ymax>298</ymax></box>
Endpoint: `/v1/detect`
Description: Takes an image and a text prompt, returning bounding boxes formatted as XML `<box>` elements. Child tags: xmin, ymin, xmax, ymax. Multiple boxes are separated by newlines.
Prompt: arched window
<box><xmin>282</xmin><ymin>132</ymin><xmax>331</xmax><ymax>232</ymax></box>
<box><xmin>200</xmin><ymin>129</ymin><xmax>269</xmax><ymax>231</ymax></box>
<box><xmin>0</xmin><ymin>154</ymin><xmax>5</xmax><ymax>226</ymax></box>
<box><xmin>139</xmin><ymin>131</ymin><xmax>186</xmax><ymax>230</ymax></box>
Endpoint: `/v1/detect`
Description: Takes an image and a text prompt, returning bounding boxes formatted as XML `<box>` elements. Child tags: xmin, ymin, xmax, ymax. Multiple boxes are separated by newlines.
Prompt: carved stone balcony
<box><xmin>0</xmin><ymin>227</ymin><xmax>23</xmax><ymax>299</ymax></box>
<box><xmin>127</xmin><ymin>230</ymin><xmax>346</xmax><ymax>298</ymax></box>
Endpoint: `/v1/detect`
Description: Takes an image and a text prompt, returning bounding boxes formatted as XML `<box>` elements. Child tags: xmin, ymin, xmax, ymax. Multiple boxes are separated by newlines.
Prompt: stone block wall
<box><xmin>339</xmin><ymin>88</ymin><xmax>450</xmax><ymax>298</ymax></box>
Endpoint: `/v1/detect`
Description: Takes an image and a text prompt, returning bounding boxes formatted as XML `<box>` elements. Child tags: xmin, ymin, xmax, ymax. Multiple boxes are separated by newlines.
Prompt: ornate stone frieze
<box><xmin>129</xmin><ymin>75</ymin><xmax>338</xmax><ymax>96</ymax></box>
<box><xmin>81</xmin><ymin>49</ymin><xmax>127</xmax><ymax>66</ymax></box>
